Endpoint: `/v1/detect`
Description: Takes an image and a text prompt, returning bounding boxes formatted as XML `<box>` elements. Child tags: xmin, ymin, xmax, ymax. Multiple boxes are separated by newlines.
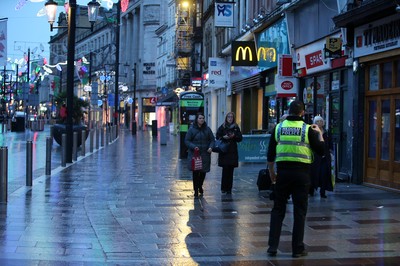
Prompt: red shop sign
<box><xmin>281</xmin><ymin>81</ymin><xmax>294</xmax><ymax>90</ymax></box>
<box><xmin>305</xmin><ymin>50</ymin><xmax>323</xmax><ymax>69</ymax></box>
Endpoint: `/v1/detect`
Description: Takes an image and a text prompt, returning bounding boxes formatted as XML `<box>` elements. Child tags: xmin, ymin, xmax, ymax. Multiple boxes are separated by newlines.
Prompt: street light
<box><xmin>44</xmin><ymin>0</ymin><xmax>99</xmax><ymax>163</ymax></box>
<box><xmin>45</xmin><ymin>0</ymin><xmax>100</xmax><ymax>32</ymax></box>
<box><xmin>131</xmin><ymin>63</ymin><xmax>137</xmax><ymax>135</ymax></box>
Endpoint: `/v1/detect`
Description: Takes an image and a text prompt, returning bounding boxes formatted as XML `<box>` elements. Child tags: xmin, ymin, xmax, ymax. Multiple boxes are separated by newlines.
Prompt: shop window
<box><xmin>395</xmin><ymin>99</ymin><xmax>400</xmax><ymax>162</ymax></box>
<box><xmin>382</xmin><ymin>62</ymin><xmax>392</xmax><ymax>89</ymax></box>
<box><xmin>380</xmin><ymin>100</ymin><xmax>390</xmax><ymax>160</ymax></box>
<box><xmin>369</xmin><ymin>64</ymin><xmax>379</xmax><ymax>91</ymax></box>
<box><xmin>368</xmin><ymin>100</ymin><xmax>377</xmax><ymax>159</ymax></box>
<box><xmin>331</xmin><ymin>71</ymin><xmax>340</xmax><ymax>91</ymax></box>
<box><xmin>396</xmin><ymin>60</ymin><xmax>400</xmax><ymax>88</ymax></box>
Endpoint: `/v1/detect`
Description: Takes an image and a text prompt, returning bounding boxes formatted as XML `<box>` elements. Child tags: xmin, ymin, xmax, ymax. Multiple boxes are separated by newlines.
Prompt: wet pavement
<box><xmin>0</xmin><ymin>127</ymin><xmax>400</xmax><ymax>265</ymax></box>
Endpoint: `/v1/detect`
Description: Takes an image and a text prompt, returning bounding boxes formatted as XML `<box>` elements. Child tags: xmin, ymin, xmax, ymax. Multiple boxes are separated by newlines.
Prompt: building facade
<box><xmin>334</xmin><ymin>0</ymin><xmax>400</xmax><ymax>189</ymax></box>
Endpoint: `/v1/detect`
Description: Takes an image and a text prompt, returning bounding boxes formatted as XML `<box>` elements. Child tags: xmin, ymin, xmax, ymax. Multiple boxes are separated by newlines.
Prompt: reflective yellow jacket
<box><xmin>275</xmin><ymin>120</ymin><xmax>313</xmax><ymax>164</ymax></box>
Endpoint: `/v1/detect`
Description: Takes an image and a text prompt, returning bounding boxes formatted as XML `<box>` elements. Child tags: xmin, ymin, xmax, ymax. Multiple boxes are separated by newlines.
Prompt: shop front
<box><xmin>296</xmin><ymin>32</ymin><xmax>352</xmax><ymax>181</ymax></box>
<box><xmin>230</xmin><ymin>17</ymin><xmax>291</xmax><ymax>134</ymax></box>
<box><xmin>354</xmin><ymin>14</ymin><xmax>400</xmax><ymax>189</ymax></box>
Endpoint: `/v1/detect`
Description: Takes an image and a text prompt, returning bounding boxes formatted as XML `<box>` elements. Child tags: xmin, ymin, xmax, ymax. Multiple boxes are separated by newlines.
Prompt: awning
<box><xmin>231</xmin><ymin>73</ymin><xmax>261</xmax><ymax>93</ymax></box>
<box><xmin>156</xmin><ymin>93</ymin><xmax>179</xmax><ymax>106</ymax></box>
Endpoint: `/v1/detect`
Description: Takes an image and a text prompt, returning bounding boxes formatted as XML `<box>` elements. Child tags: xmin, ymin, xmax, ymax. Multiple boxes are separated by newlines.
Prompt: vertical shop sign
<box><xmin>215</xmin><ymin>2</ymin><xmax>235</xmax><ymax>27</ymax></box>
<box><xmin>208</xmin><ymin>57</ymin><xmax>227</xmax><ymax>88</ymax></box>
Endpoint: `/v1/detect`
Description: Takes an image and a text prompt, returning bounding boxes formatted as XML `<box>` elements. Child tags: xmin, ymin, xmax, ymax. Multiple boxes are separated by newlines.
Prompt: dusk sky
<box><xmin>0</xmin><ymin>0</ymin><xmax>52</xmax><ymax>61</ymax></box>
<box><xmin>0</xmin><ymin>0</ymin><xmax>115</xmax><ymax>63</ymax></box>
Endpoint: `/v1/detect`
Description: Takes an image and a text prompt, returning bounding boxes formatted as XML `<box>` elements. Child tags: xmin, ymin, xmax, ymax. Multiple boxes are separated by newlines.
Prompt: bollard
<box><xmin>105</xmin><ymin>126</ymin><xmax>109</xmax><ymax>146</ymax></box>
<box><xmin>73</xmin><ymin>132</ymin><xmax>78</xmax><ymax>161</ymax></box>
<box><xmin>89</xmin><ymin>129</ymin><xmax>94</xmax><ymax>153</ymax></box>
<box><xmin>101</xmin><ymin>126</ymin><xmax>105</xmax><ymax>147</ymax></box>
<box><xmin>26</xmin><ymin>141</ymin><xmax>33</xmax><ymax>186</ymax></box>
<box><xmin>0</xmin><ymin>146</ymin><xmax>8</xmax><ymax>202</ymax></box>
<box><xmin>45</xmin><ymin>137</ymin><xmax>52</xmax><ymax>175</ymax></box>
<box><xmin>61</xmin><ymin>134</ymin><xmax>67</xmax><ymax>167</ymax></box>
<box><xmin>49</xmin><ymin>125</ymin><xmax>54</xmax><ymax>146</ymax></box>
<box><xmin>95</xmin><ymin>126</ymin><xmax>100</xmax><ymax>150</ymax></box>
<box><xmin>81</xmin><ymin>130</ymin><xmax>86</xmax><ymax>157</ymax></box>
<box><xmin>131</xmin><ymin>121</ymin><xmax>137</xmax><ymax>135</ymax></box>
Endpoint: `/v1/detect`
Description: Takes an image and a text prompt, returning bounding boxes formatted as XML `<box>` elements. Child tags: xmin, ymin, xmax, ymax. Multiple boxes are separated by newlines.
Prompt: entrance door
<box><xmin>330</xmin><ymin>90</ymin><xmax>351</xmax><ymax>181</ymax></box>
<box><xmin>365</xmin><ymin>96</ymin><xmax>400</xmax><ymax>189</ymax></box>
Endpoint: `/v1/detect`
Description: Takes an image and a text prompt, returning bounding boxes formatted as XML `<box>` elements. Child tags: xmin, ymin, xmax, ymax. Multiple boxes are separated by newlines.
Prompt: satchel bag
<box><xmin>212</xmin><ymin>139</ymin><xmax>229</xmax><ymax>153</ymax></box>
<box><xmin>191</xmin><ymin>148</ymin><xmax>203</xmax><ymax>171</ymax></box>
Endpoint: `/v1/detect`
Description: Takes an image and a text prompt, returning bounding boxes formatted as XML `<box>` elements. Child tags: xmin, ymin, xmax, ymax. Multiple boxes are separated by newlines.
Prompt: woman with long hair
<box><xmin>215</xmin><ymin>112</ymin><xmax>242</xmax><ymax>194</ymax></box>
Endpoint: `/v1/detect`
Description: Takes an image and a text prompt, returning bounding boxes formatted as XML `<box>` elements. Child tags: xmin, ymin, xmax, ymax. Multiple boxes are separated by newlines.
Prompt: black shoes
<box><xmin>267</xmin><ymin>248</ymin><xmax>308</xmax><ymax>258</ymax></box>
<box><xmin>292</xmin><ymin>250</ymin><xmax>308</xmax><ymax>258</ymax></box>
<box><xmin>267</xmin><ymin>248</ymin><xmax>277</xmax><ymax>257</ymax></box>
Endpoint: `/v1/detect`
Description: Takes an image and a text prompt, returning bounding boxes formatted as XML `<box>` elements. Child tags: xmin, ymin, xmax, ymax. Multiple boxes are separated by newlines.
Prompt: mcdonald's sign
<box><xmin>232</xmin><ymin>41</ymin><xmax>258</xmax><ymax>66</ymax></box>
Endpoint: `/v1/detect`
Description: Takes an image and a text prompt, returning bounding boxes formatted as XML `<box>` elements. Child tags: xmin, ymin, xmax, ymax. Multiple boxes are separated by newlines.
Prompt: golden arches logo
<box><xmin>257</xmin><ymin>47</ymin><xmax>277</xmax><ymax>62</ymax></box>
<box><xmin>235</xmin><ymin>46</ymin><xmax>254</xmax><ymax>61</ymax></box>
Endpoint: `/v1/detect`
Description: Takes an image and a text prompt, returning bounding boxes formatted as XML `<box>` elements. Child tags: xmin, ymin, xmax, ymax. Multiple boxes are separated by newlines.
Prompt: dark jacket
<box><xmin>185</xmin><ymin>122</ymin><xmax>215</xmax><ymax>172</ymax></box>
<box><xmin>310</xmin><ymin>131</ymin><xmax>333</xmax><ymax>191</ymax></box>
<box><xmin>216</xmin><ymin>123</ymin><xmax>243</xmax><ymax>167</ymax></box>
<box><xmin>267</xmin><ymin>116</ymin><xmax>325</xmax><ymax>174</ymax></box>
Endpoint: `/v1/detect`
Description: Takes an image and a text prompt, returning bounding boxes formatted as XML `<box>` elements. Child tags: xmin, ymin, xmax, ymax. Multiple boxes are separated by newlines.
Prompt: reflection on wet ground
<box><xmin>0</xmin><ymin>128</ymin><xmax>400</xmax><ymax>265</ymax></box>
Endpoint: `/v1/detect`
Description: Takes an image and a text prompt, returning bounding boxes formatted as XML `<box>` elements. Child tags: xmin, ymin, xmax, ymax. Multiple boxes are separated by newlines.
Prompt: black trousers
<box><xmin>192</xmin><ymin>171</ymin><xmax>206</xmax><ymax>193</ymax></box>
<box><xmin>268</xmin><ymin>168</ymin><xmax>310</xmax><ymax>254</ymax></box>
<box><xmin>221</xmin><ymin>166</ymin><xmax>234</xmax><ymax>192</ymax></box>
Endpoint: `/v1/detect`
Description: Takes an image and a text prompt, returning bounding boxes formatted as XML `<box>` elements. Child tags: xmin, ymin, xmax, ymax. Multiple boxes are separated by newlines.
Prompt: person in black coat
<box><xmin>216</xmin><ymin>112</ymin><xmax>243</xmax><ymax>194</ymax></box>
<box><xmin>309</xmin><ymin>116</ymin><xmax>333</xmax><ymax>198</ymax></box>
<box><xmin>185</xmin><ymin>112</ymin><xmax>215</xmax><ymax>198</ymax></box>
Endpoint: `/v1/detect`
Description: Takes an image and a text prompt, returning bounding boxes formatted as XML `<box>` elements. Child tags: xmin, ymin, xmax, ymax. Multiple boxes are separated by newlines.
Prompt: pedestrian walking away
<box><xmin>309</xmin><ymin>115</ymin><xmax>334</xmax><ymax>198</ymax></box>
<box><xmin>266</xmin><ymin>100</ymin><xmax>325</xmax><ymax>258</ymax></box>
<box><xmin>184</xmin><ymin>112</ymin><xmax>215</xmax><ymax>198</ymax></box>
<box><xmin>215</xmin><ymin>112</ymin><xmax>242</xmax><ymax>194</ymax></box>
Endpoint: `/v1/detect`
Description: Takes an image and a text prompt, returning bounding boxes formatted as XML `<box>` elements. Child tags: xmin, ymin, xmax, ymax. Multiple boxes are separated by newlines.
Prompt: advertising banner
<box><xmin>208</xmin><ymin>57</ymin><xmax>227</xmax><ymax>88</ymax></box>
<box><xmin>238</xmin><ymin>134</ymin><xmax>270</xmax><ymax>163</ymax></box>
<box><xmin>255</xmin><ymin>18</ymin><xmax>289</xmax><ymax>70</ymax></box>
<box><xmin>215</xmin><ymin>2</ymin><xmax>234</xmax><ymax>27</ymax></box>
<box><xmin>0</xmin><ymin>19</ymin><xmax>7</xmax><ymax>66</ymax></box>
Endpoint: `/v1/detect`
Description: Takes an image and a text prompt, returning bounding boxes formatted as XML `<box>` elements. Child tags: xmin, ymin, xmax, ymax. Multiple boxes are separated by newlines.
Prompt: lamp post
<box><xmin>114</xmin><ymin>1</ymin><xmax>121</xmax><ymax>135</ymax></box>
<box><xmin>131</xmin><ymin>63</ymin><xmax>137</xmax><ymax>135</ymax></box>
<box><xmin>45</xmin><ymin>0</ymin><xmax>99</xmax><ymax>163</ymax></box>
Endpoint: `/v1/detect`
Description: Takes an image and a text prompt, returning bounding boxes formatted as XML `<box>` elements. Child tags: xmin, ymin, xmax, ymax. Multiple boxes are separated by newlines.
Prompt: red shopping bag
<box><xmin>191</xmin><ymin>148</ymin><xmax>203</xmax><ymax>171</ymax></box>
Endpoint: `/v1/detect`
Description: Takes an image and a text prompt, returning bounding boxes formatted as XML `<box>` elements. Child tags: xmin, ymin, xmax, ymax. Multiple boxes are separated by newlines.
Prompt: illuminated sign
<box><xmin>232</xmin><ymin>41</ymin><xmax>257</xmax><ymax>66</ymax></box>
<box><xmin>255</xmin><ymin>18</ymin><xmax>290</xmax><ymax>70</ymax></box>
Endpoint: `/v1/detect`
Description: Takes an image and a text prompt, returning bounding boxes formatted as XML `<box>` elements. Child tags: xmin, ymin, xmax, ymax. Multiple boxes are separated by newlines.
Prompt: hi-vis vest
<box><xmin>275</xmin><ymin>120</ymin><xmax>313</xmax><ymax>164</ymax></box>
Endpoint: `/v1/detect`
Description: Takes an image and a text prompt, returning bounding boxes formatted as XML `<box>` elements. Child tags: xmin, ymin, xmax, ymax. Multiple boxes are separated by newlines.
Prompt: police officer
<box><xmin>266</xmin><ymin>100</ymin><xmax>325</xmax><ymax>258</ymax></box>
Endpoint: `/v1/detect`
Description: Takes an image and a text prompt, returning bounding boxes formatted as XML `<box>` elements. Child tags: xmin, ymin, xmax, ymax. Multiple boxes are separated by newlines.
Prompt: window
<box><xmin>381</xmin><ymin>99</ymin><xmax>390</xmax><ymax>160</ymax></box>
<box><xmin>395</xmin><ymin>99</ymin><xmax>400</xmax><ymax>162</ymax></box>
<box><xmin>382</xmin><ymin>62</ymin><xmax>392</xmax><ymax>89</ymax></box>
<box><xmin>368</xmin><ymin>100</ymin><xmax>377</xmax><ymax>158</ymax></box>
<box><xmin>369</xmin><ymin>64</ymin><xmax>379</xmax><ymax>91</ymax></box>
<box><xmin>396</xmin><ymin>60</ymin><xmax>400</xmax><ymax>88</ymax></box>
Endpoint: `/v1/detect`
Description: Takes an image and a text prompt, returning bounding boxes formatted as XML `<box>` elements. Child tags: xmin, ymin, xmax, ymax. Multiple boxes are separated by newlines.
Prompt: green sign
<box><xmin>238</xmin><ymin>134</ymin><xmax>270</xmax><ymax>163</ymax></box>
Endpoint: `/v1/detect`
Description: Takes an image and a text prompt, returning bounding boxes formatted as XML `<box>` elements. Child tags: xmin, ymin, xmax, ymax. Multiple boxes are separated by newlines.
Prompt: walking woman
<box><xmin>185</xmin><ymin>112</ymin><xmax>215</xmax><ymax>198</ymax></box>
<box><xmin>216</xmin><ymin>112</ymin><xmax>242</xmax><ymax>194</ymax></box>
